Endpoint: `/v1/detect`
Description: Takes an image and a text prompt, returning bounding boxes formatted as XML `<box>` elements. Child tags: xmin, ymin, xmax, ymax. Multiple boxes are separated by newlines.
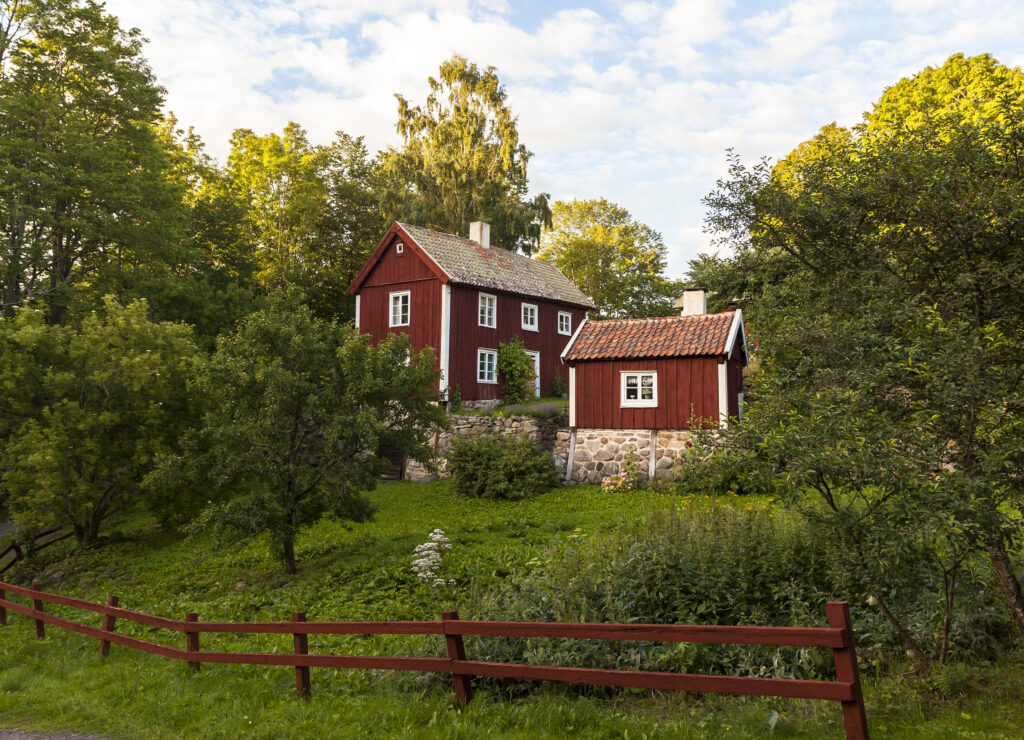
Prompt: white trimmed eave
<box><xmin>560</xmin><ymin>316</ymin><xmax>589</xmax><ymax>363</ymax></box>
<box><xmin>724</xmin><ymin>309</ymin><xmax>748</xmax><ymax>366</ymax></box>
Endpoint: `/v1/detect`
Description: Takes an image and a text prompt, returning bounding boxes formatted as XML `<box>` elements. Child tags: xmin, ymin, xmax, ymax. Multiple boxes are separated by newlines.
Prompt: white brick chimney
<box><xmin>677</xmin><ymin>288</ymin><xmax>707</xmax><ymax>316</ymax></box>
<box><xmin>469</xmin><ymin>221</ymin><xmax>490</xmax><ymax>248</ymax></box>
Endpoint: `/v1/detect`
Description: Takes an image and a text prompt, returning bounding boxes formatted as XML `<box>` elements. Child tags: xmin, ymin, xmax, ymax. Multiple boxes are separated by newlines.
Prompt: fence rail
<box><xmin>0</xmin><ymin>579</ymin><xmax>869</xmax><ymax>739</ymax></box>
<box><xmin>0</xmin><ymin>526</ymin><xmax>73</xmax><ymax>576</ymax></box>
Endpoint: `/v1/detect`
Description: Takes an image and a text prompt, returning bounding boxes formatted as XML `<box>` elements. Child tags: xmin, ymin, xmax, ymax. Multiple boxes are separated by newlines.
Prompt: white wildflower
<box><xmin>412</xmin><ymin>528</ymin><xmax>454</xmax><ymax>586</ymax></box>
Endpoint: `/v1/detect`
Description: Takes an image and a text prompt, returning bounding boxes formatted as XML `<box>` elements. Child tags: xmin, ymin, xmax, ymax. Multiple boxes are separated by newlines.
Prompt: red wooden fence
<box><xmin>0</xmin><ymin>580</ymin><xmax>869</xmax><ymax>739</ymax></box>
<box><xmin>0</xmin><ymin>526</ymin><xmax>74</xmax><ymax>576</ymax></box>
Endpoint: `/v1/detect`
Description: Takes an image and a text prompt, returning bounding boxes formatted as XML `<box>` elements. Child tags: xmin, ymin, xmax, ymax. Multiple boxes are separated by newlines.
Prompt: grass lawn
<box><xmin>0</xmin><ymin>481</ymin><xmax>1021</xmax><ymax>738</ymax></box>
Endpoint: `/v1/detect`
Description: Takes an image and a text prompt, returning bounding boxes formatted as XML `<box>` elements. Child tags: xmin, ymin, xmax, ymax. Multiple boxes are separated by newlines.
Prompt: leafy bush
<box><xmin>551</xmin><ymin>373</ymin><xmax>567</xmax><ymax>397</ymax></box>
<box><xmin>497</xmin><ymin>402</ymin><xmax>562</xmax><ymax>419</ymax></box>
<box><xmin>468</xmin><ymin>500</ymin><xmax>1015</xmax><ymax>685</ymax></box>
<box><xmin>448</xmin><ymin>434</ymin><xmax>560</xmax><ymax>500</ymax></box>
<box><xmin>497</xmin><ymin>337</ymin><xmax>535</xmax><ymax>405</ymax></box>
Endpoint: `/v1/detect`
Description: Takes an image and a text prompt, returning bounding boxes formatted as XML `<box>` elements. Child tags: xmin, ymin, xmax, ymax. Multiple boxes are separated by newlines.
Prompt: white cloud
<box><xmin>102</xmin><ymin>0</ymin><xmax>1024</xmax><ymax>277</ymax></box>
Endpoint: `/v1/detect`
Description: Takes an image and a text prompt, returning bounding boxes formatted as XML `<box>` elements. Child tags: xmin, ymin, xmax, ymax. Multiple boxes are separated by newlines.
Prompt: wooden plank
<box><xmin>0</xmin><ymin>581</ymin><xmax>182</xmax><ymax>631</ymax></box>
<box><xmin>828</xmin><ymin>602</ymin><xmax>870</xmax><ymax>740</ymax></box>
<box><xmin>186</xmin><ymin>613</ymin><xmax>200</xmax><ymax>672</ymax></box>
<box><xmin>293</xmin><ymin>612</ymin><xmax>311</xmax><ymax>699</ymax></box>
<box><xmin>98</xmin><ymin>595</ymin><xmax>118</xmax><ymax>658</ymax></box>
<box><xmin>453</xmin><ymin>660</ymin><xmax>854</xmax><ymax>701</ymax></box>
<box><xmin>31</xmin><ymin>581</ymin><xmax>44</xmax><ymax>639</ymax></box>
<box><xmin>443</xmin><ymin>610</ymin><xmax>473</xmax><ymax>705</ymax></box>
<box><xmin>0</xmin><ymin>598</ymin><xmax>187</xmax><ymax>660</ymax></box>
<box><xmin>444</xmin><ymin>620</ymin><xmax>845</xmax><ymax>648</ymax></box>
<box><xmin>0</xmin><ymin>588</ymin><xmax>6</xmax><ymax>626</ymax></box>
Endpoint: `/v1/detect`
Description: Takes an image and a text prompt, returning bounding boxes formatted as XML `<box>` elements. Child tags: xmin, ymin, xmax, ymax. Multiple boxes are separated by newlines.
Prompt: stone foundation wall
<box><xmin>403</xmin><ymin>414</ymin><xmax>691</xmax><ymax>485</ymax></box>
<box><xmin>405</xmin><ymin>411</ymin><xmax>569</xmax><ymax>482</ymax></box>
<box><xmin>456</xmin><ymin>399</ymin><xmax>502</xmax><ymax>412</ymax></box>
<box><xmin>567</xmin><ymin>428</ymin><xmax>692</xmax><ymax>484</ymax></box>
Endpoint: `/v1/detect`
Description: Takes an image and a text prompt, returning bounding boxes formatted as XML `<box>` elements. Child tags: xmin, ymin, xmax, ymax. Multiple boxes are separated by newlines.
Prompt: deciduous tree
<box><xmin>380</xmin><ymin>55</ymin><xmax>550</xmax><ymax>254</ymax></box>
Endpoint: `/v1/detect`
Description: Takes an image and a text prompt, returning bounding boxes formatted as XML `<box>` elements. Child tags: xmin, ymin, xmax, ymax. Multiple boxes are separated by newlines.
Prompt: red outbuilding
<box><xmin>562</xmin><ymin>290</ymin><xmax>748</xmax><ymax>430</ymax></box>
<box><xmin>347</xmin><ymin>221</ymin><xmax>595</xmax><ymax>403</ymax></box>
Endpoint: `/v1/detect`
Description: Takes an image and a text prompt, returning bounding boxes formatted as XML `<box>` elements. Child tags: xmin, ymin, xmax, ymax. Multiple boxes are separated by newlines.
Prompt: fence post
<box><xmin>31</xmin><ymin>580</ymin><xmax>44</xmax><ymax>639</ymax></box>
<box><xmin>185</xmin><ymin>612</ymin><xmax>201</xmax><ymax>672</ymax></box>
<box><xmin>827</xmin><ymin>601</ymin><xmax>869</xmax><ymax>740</ymax></box>
<box><xmin>0</xmin><ymin>587</ymin><xmax>6</xmax><ymax>626</ymax></box>
<box><xmin>293</xmin><ymin>612</ymin><xmax>311</xmax><ymax>699</ymax></box>
<box><xmin>441</xmin><ymin>610</ymin><xmax>473</xmax><ymax>706</ymax></box>
<box><xmin>99</xmin><ymin>595</ymin><xmax>119</xmax><ymax>658</ymax></box>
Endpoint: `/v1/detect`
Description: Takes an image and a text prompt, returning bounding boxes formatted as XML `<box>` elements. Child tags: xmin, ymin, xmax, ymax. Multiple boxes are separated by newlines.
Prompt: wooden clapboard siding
<box><xmin>573</xmin><ymin>357</ymin><xmax>724</xmax><ymax>429</ymax></box>
<box><xmin>447</xmin><ymin>284</ymin><xmax>586</xmax><ymax>401</ymax></box>
<box><xmin>357</xmin><ymin>234</ymin><xmax>443</xmax><ymax>385</ymax></box>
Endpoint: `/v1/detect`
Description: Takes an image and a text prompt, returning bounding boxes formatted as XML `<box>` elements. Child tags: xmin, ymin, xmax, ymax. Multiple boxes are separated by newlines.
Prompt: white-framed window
<box><xmin>389</xmin><ymin>290</ymin><xmax>410</xmax><ymax>327</ymax></box>
<box><xmin>558</xmin><ymin>311</ymin><xmax>572</xmax><ymax>335</ymax></box>
<box><xmin>621</xmin><ymin>371</ymin><xmax>657</xmax><ymax>408</ymax></box>
<box><xmin>477</xmin><ymin>348</ymin><xmax>498</xmax><ymax>384</ymax></box>
<box><xmin>521</xmin><ymin>303</ymin><xmax>538</xmax><ymax>331</ymax></box>
<box><xmin>395</xmin><ymin>241</ymin><xmax>404</xmax><ymax>254</ymax></box>
<box><xmin>478</xmin><ymin>292</ymin><xmax>496</xmax><ymax>328</ymax></box>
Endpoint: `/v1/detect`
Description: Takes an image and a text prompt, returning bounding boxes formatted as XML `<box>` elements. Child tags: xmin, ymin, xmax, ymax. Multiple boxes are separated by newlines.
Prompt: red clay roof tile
<box><xmin>564</xmin><ymin>313</ymin><xmax>737</xmax><ymax>361</ymax></box>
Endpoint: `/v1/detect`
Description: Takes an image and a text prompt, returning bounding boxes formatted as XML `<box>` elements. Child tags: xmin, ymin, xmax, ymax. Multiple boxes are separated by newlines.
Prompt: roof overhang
<box><xmin>724</xmin><ymin>309</ymin><xmax>748</xmax><ymax>366</ymax></box>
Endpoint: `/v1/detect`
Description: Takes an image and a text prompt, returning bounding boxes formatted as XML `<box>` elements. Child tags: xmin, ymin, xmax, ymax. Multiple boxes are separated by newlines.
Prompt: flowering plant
<box><xmin>411</xmin><ymin>528</ymin><xmax>455</xmax><ymax>587</ymax></box>
<box><xmin>601</xmin><ymin>471</ymin><xmax>636</xmax><ymax>492</ymax></box>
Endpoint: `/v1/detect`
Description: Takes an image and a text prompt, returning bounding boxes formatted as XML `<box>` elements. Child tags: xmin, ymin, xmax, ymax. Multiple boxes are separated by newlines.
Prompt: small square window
<box><xmin>477</xmin><ymin>349</ymin><xmax>497</xmax><ymax>383</ymax></box>
<box><xmin>395</xmin><ymin>242</ymin><xmax>404</xmax><ymax>254</ymax></box>
<box><xmin>389</xmin><ymin>290</ymin><xmax>410</xmax><ymax>327</ymax></box>
<box><xmin>478</xmin><ymin>293</ymin><xmax>496</xmax><ymax>328</ymax></box>
<box><xmin>522</xmin><ymin>303</ymin><xmax>538</xmax><ymax>331</ymax></box>
<box><xmin>558</xmin><ymin>311</ymin><xmax>572</xmax><ymax>335</ymax></box>
<box><xmin>621</xmin><ymin>371</ymin><xmax>657</xmax><ymax>408</ymax></box>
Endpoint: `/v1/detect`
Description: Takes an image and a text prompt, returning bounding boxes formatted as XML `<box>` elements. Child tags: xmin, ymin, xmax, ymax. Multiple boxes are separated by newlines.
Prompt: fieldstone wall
<box><xmin>405</xmin><ymin>411</ymin><xmax>569</xmax><ymax>482</ymax></box>
<box><xmin>568</xmin><ymin>428</ymin><xmax>692</xmax><ymax>484</ymax></box>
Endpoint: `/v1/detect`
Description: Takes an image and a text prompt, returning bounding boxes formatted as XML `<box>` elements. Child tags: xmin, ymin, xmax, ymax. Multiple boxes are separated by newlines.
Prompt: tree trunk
<box><xmin>988</xmin><ymin>537</ymin><xmax>1024</xmax><ymax>637</ymax></box>
<box><xmin>282</xmin><ymin>537</ymin><xmax>297</xmax><ymax>575</ymax></box>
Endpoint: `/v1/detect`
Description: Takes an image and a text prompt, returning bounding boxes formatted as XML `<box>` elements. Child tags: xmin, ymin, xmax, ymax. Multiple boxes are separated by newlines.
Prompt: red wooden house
<box><xmin>561</xmin><ymin>291</ymin><xmax>748</xmax><ymax>430</ymax></box>
<box><xmin>348</xmin><ymin>221</ymin><xmax>595</xmax><ymax>402</ymax></box>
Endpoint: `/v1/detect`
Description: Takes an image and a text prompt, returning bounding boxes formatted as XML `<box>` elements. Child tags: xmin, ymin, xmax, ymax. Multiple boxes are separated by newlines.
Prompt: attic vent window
<box><xmin>395</xmin><ymin>242</ymin><xmax>404</xmax><ymax>254</ymax></box>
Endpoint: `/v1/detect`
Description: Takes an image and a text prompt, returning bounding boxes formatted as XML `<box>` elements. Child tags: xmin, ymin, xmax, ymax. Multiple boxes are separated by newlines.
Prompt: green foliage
<box><xmin>473</xmin><ymin>501</ymin><xmax>1013</xmax><ymax>682</ymax></box>
<box><xmin>380</xmin><ymin>55</ymin><xmax>551</xmax><ymax>254</ymax></box>
<box><xmin>497</xmin><ymin>336</ymin><xmax>535</xmax><ymax>405</ymax></box>
<box><xmin>0</xmin><ymin>297</ymin><xmax>201</xmax><ymax>543</ymax></box>
<box><xmin>448</xmin><ymin>435</ymin><xmax>560</xmax><ymax>500</ymax></box>
<box><xmin>0</xmin><ymin>0</ymin><xmax>185</xmax><ymax>324</ymax></box>
<box><xmin>694</xmin><ymin>52</ymin><xmax>1024</xmax><ymax>651</ymax></box>
<box><xmin>537</xmin><ymin>198</ymin><xmax>682</xmax><ymax>318</ymax></box>
<box><xmin>226</xmin><ymin>123</ymin><xmax>384</xmax><ymax>322</ymax></box>
<box><xmin>156</xmin><ymin>294</ymin><xmax>446</xmax><ymax>573</ymax></box>
<box><xmin>550</xmin><ymin>373</ymin><xmax>567</xmax><ymax>397</ymax></box>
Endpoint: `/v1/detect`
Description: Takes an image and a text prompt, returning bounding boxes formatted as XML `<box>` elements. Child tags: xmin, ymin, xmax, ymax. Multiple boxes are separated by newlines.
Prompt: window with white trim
<box><xmin>389</xmin><ymin>290</ymin><xmax>410</xmax><ymax>327</ymax></box>
<box><xmin>557</xmin><ymin>311</ymin><xmax>572</xmax><ymax>335</ymax></box>
<box><xmin>477</xmin><ymin>349</ymin><xmax>497</xmax><ymax>383</ymax></box>
<box><xmin>478</xmin><ymin>292</ymin><xmax>496</xmax><ymax>328</ymax></box>
<box><xmin>521</xmin><ymin>303</ymin><xmax>538</xmax><ymax>331</ymax></box>
<box><xmin>395</xmin><ymin>242</ymin><xmax>404</xmax><ymax>254</ymax></box>
<box><xmin>621</xmin><ymin>371</ymin><xmax>657</xmax><ymax>408</ymax></box>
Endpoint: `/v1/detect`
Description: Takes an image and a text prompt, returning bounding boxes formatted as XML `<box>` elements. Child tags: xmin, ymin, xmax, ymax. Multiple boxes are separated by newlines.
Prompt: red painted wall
<box><xmin>447</xmin><ymin>285</ymin><xmax>587</xmax><ymax>401</ymax></box>
<box><xmin>572</xmin><ymin>356</ymin><xmax>726</xmax><ymax>429</ymax></box>
<box><xmin>357</xmin><ymin>236</ymin><xmax>442</xmax><ymax>376</ymax></box>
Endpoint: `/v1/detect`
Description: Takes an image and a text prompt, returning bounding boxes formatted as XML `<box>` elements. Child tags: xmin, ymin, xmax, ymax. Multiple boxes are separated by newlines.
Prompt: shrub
<box><xmin>448</xmin><ymin>434</ymin><xmax>560</xmax><ymax>500</ymax></box>
<box><xmin>468</xmin><ymin>501</ymin><xmax>1014</xmax><ymax>686</ymax></box>
<box><xmin>497</xmin><ymin>337</ymin><xmax>535</xmax><ymax>405</ymax></box>
<box><xmin>551</xmin><ymin>374</ymin><xmax>567</xmax><ymax>397</ymax></box>
<box><xmin>498</xmin><ymin>402</ymin><xmax>562</xmax><ymax>419</ymax></box>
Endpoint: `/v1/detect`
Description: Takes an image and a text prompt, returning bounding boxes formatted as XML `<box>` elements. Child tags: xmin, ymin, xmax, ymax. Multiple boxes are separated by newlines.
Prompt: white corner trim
<box><xmin>725</xmin><ymin>309</ymin><xmax>748</xmax><ymax>366</ymax></box>
<box><xmin>354</xmin><ymin>294</ymin><xmax>361</xmax><ymax>331</ymax></box>
<box><xmin>718</xmin><ymin>361</ymin><xmax>729</xmax><ymax>430</ymax></box>
<box><xmin>648</xmin><ymin>430</ymin><xmax>657</xmax><ymax>479</ymax></box>
<box><xmin>560</xmin><ymin>316</ymin><xmax>588</xmax><ymax>362</ymax></box>
<box><xmin>568</xmin><ymin>365</ymin><xmax>577</xmax><ymax>427</ymax></box>
<box><xmin>439</xmin><ymin>283</ymin><xmax>451</xmax><ymax>393</ymax></box>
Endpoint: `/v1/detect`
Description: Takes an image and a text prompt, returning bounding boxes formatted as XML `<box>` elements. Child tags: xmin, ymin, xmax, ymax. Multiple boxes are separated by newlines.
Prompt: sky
<box><xmin>103</xmin><ymin>0</ymin><xmax>1024</xmax><ymax>277</ymax></box>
